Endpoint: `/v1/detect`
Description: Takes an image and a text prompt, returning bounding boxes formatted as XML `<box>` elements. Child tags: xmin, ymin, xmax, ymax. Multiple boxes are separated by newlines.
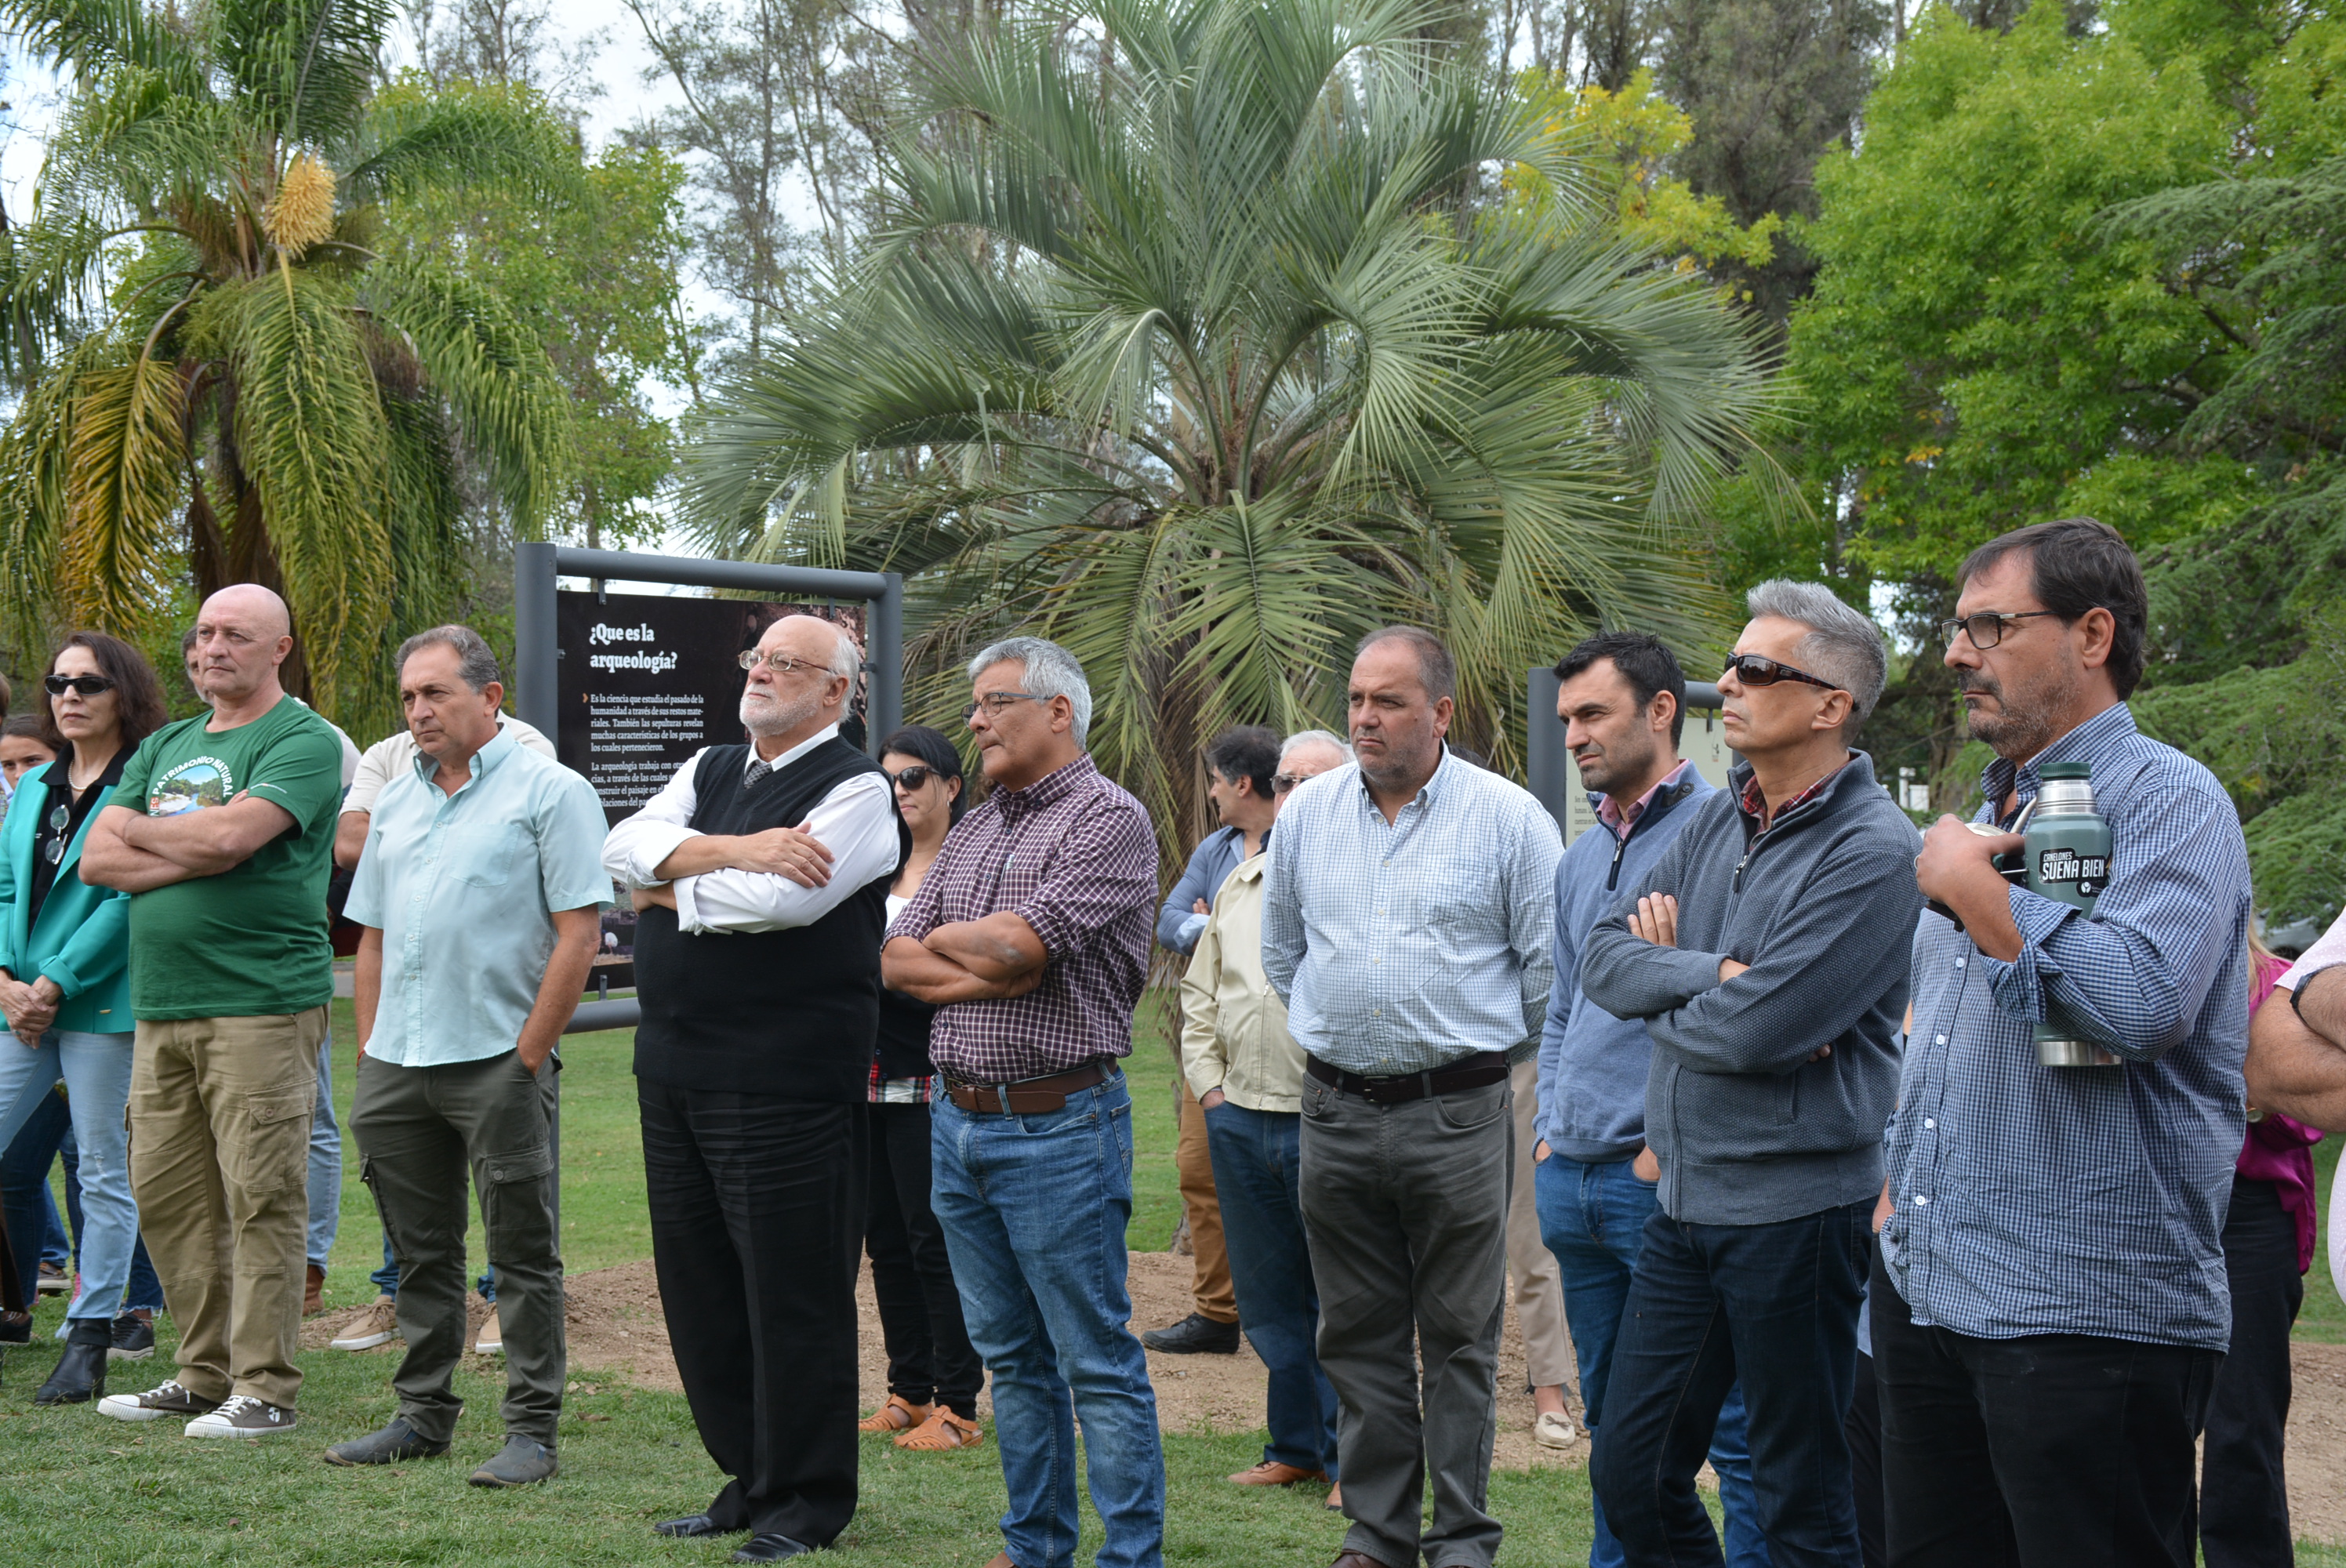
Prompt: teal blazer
<box><xmin>0</xmin><ymin>761</ymin><xmax>133</xmax><ymax>1035</ymax></box>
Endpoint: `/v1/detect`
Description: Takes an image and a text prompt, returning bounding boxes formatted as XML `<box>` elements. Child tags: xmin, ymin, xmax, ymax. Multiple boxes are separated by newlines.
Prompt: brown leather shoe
<box><xmin>303</xmin><ymin>1262</ymin><xmax>326</xmax><ymax>1316</ymax></box>
<box><xmin>983</xmin><ymin>1555</ymin><xmax>1020</xmax><ymax>1568</ymax></box>
<box><xmin>1228</xmin><ymin>1460</ymin><xmax>1328</xmax><ymax>1486</ymax></box>
<box><xmin>1328</xmin><ymin>1552</ymin><xmax>1391</xmax><ymax>1568</ymax></box>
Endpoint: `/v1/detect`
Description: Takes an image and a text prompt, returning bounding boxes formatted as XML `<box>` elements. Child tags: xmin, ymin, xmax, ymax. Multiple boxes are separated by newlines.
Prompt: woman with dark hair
<box><xmin>0</xmin><ymin>631</ymin><xmax>165</xmax><ymax>1403</ymax></box>
<box><xmin>857</xmin><ymin>724</ymin><xmax>986</xmax><ymax>1450</ymax></box>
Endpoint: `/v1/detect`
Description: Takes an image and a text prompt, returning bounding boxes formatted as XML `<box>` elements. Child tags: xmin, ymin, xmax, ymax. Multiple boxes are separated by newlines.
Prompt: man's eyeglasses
<box><xmin>1938</xmin><ymin>610</ymin><xmax>2059</xmax><ymax>651</ymax></box>
<box><xmin>737</xmin><ymin>650</ymin><xmax>836</xmax><ymax>677</ymax></box>
<box><xmin>964</xmin><ymin>691</ymin><xmax>1047</xmax><ymax>722</ymax></box>
<box><xmin>43</xmin><ymin>674</ymin><xmax>114</xmax><ymax>697</ymax></box>
<box><xmin>1273</xmin><ymin>772</ymin><xmax>1306</xmax><ymax>793</ymax></box>
<box><xmin>887</xmin><ymin>764</ymin><xmax>940</xmax><ymax>791</ymax></box>
<box><xmin>1721</xmin><ymin>652</ymin><xmax>1842</xmax><ymax>692</ymax></box>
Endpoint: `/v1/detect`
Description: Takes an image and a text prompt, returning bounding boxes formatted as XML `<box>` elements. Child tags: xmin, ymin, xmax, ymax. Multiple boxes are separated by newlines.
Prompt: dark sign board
<box><xmin>557</xmin><ymin>588</ymin><xmax>869</xmax><ymax>968</ymax></box>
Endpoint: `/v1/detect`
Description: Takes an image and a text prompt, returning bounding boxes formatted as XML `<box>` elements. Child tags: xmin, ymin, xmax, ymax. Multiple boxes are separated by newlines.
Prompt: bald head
<box><xmin>739</xmin><ymin>613</ymin><xmax>859</xmax><ymax>748</ymax></box>
<box><xmin>192</xmin><ymin>583</ymin><xmax>296</xmax><ymax>717</ymax></box>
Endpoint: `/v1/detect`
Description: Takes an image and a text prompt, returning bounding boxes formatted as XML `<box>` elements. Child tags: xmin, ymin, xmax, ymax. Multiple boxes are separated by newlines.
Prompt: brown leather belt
<box><xmin>945</xmin><ymin>1060</ymin><xmax>1118</xmax><ymax>1115</ymax></box>
<box><xmin>1306</xmin><ymin>1051</ymin><xmax>1509</xmax><ymax>1105</ymax></box>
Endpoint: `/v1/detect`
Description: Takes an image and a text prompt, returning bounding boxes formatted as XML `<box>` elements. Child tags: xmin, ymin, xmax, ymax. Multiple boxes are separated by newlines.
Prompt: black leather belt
<box><xmin>945</xmin><ymin>1060</ymin><xmax>1119</xmax><ymax>1115</ymax></box>
<box><xmin>1305</xmin><ymin>1051</ymin><xmax>1509</xmax><ymax>1105</ymax></box>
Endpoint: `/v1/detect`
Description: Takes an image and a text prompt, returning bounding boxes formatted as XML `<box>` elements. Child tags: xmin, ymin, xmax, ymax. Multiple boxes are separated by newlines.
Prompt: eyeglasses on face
<box><xmin>1273</xmin><ymin>772</ymin><xmax>1306</xmax><ymax>793</ymax></box>
<box><xmin>887</xmin><ymin>764</ymin><xmax>940</xmax><ymax>791</ymax></box>
<box><xmin>964</xmin><ymin>691</ymin><xmax>1047</xmax><ymax>723</ymax></box>
<box><xmin>1721</xmin><ymin>652</ymin><xmax>1843</xmax><ymax>692</ymax></box>
<box><xmin>1938</xmin><ymin>610</ymin><xmax>2059</xmax><ymax>651</ymax></box>
<box><xmin>736</xmin><ymin>649</ymin><xmax>836</xmax><ymax>677</ymax></box>
<box><xmin>43</xmin><ymin>674</ymin><xmax>114</xmax><ymax>697</ymax></box>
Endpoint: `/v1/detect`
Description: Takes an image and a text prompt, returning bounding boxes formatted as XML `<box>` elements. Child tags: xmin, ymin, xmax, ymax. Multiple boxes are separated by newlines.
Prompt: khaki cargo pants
<box><xmin>129</xmin><ymin>1007</ymin><xmax>327</xmax><ymax>1410</ymax></box>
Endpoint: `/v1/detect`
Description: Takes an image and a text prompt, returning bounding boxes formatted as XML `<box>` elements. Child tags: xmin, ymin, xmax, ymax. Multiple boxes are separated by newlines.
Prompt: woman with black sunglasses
<box><xmin>0</xmin><ymin>633</ymin><xmax>166</xmax><ymax>1404</ymax></box>
<box><xmin>855</xmin><ymin>724</ymin><xmax>987</xmax><ymax>1452</ymax></box>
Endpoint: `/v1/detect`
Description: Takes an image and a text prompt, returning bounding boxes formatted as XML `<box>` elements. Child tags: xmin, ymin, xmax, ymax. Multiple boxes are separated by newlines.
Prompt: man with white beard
<box><xmin>602</xmin><ymin>615</ymin><xmax>906</xmax><ymax>1563</ymax></box>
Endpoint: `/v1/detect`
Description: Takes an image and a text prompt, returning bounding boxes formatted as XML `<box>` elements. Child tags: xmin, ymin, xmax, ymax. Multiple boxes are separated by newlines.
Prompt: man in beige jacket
<box><xmin>1181</xmin><ymin>729</ymin><xmax>1351</xmax><ymax>1495</ymax></box>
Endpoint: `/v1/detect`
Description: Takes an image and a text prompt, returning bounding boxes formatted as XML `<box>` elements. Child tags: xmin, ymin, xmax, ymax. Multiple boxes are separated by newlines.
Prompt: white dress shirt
<box><xmin>601</xmin><ymin>724</ymin><xmax>900</xmax><ymax>935</ymax></box>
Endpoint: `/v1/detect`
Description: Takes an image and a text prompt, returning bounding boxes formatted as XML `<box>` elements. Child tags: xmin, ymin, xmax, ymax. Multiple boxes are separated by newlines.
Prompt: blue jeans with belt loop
<box><xmin>932</xmin><ymin>1072</ymin><xmax>1164</xmax><ymax>1568</ymax></box>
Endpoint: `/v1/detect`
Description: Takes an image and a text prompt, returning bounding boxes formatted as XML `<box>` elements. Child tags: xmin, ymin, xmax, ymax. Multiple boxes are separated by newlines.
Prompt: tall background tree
<box><xmin>0</xmin><ymin>0</ymin><xmax>583</xmax><ymax>730</ymax></box>
<box><xmin>680</xmin><ymin>0</ymin><xmax>1784</xmax><ymax>848</ymax></box>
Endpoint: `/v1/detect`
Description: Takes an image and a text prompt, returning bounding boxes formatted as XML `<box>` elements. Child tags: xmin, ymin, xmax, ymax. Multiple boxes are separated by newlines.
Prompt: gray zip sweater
<box><xmin>1581</xmin><ymin>751</ymin><xmax>1922</xmax><ymax>1225</ymax></box>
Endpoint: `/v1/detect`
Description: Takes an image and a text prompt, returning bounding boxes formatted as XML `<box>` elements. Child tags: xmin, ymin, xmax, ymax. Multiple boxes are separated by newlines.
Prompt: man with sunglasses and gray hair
<box><xmin>603</xmin><ymin>613</ymin><xmax>907</xmax><ymax>1562</ymax></box>
<box><xmin>1580</xmin><ymin>581</ymin><xmax>1921</xmax><ymax>1568</ymax></box>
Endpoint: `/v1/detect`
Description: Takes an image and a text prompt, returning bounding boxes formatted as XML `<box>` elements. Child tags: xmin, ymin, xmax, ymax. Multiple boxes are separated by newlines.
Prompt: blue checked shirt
<box><xmin>1262</xmin><ymin>749</ymin><xmax>1561</xmax><ymax>1073</ymax></box>
<box><xmin>1883</xmin><ymin>702</ymin><xmax>2250</xmax><ymax>1352</ymax></box>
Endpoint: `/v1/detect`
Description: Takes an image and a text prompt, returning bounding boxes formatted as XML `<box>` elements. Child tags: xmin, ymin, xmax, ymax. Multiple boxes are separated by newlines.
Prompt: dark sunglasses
<box><xmin>1722</xmin><ymin>652</ymin><xmax>1843</xmax><ymax>692</ymax></box>
<box><xmin>43</xmin><ymin>674</ymin><xmax>114</xmax><ymax>697</ymax></box>
<box><xmin>1938</xmin><ymin>609</ymin><xmax>2059</xmax><ymax>651</ymax></box>
<box><xmin>887</xmin><ymin>764</ymin><xmax>941</xmax><ymax>791</ymax></box>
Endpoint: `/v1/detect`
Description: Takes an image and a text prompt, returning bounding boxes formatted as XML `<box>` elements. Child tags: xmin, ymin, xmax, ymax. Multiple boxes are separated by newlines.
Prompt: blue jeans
<box><xmin>0</xmin><ymin>1032</ymin><xmax>138</xmax><ymax>1323</ymax></box>
<box><xmin>309</xmin><ymin>1033</ymin><xmax>341</xmax><ymax>1270</ymax></box>
<box><xmin>1593</xmin><ymin>1200</ymin><xmax>1870</xmax><ymax>1568</ymax></box>
<box><xmin>1201</xmin><ymin>1101</ymin><xmax>1339</xmax><ymax>1478</ymax></box>
<box><xmin>932</xmin><ymin>1075</ymin><xmax>1164</xmax><ymax>1568</ymax></box>
<box><xmin>1535</xmin><ymin>1153</ymin><xmax>1770</xmax><ymax>1568</ymax></box>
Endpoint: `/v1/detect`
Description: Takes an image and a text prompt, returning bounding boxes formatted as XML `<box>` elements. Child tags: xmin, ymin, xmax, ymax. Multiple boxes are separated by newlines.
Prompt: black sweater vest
<box><xmin>632</xmin><ymin>739</ymin><xmax>908</xmax><ymax>1102</ymax></box>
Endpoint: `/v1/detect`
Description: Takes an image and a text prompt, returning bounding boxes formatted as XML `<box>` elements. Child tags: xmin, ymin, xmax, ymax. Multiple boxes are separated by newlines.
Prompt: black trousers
<box><xmin>1872</xmin><ymin>1242</ymin><xmax>2221</xmax><ymax>1568</ymax></box>
<box><xmin>2203</xmin><ymin>1177</ymin><xmax>2302</xmax><ymax>1568</ymax></box>
<box><xmin>1848</xmin><ymin>1347</ymin><xmax>1886</xmax><ymax>1568</ymax></box>
<box><xmin>866</xmin><ymin>1101</ymin><xmax>982</xmax><ymax>1414</ymax></box>
<box><xmin>641</xmin><ymin>1081</ymin><xmax>866</xmax><ymax>1546</ymax></box>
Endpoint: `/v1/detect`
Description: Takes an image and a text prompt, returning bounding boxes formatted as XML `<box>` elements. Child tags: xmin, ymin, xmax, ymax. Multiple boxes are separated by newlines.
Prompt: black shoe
<box><xmin>732</xmin><ymin>1535</ymin><xmax>814</xmax><ymax>1563</ymax></box>
<box><xmin>324</xmin><ymin>1417</ymin><xmax>451</xmax><ymax>1466</ymax></box>
<box><xmin>0</xmin><ymin>1311</ymin><xmax>30</xmax><ymax>1344</ymax></box>
<box><xmin>109</xmin><ymin>1312</ymin><xmax>154</xmax><ymax>1362</ymax></box>
<box><xmin>1140</xmin><ymin>1312</ymin><xmax>1241</xmax><ymax>1355</ymax></box>
<box><xmin>34</xmin><ymin>1340</ymin><xmax>107</xmax><ymax>1405</ymax></box>
<box><xmin>655</xmin><ymin>1514</ymin><xmax>738</xmax><ymax>1538</ymax></box>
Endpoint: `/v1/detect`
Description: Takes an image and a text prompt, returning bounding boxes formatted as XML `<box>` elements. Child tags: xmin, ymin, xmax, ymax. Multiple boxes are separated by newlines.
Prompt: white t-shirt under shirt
<box><xmin>875</xmin><ymin>891</ymin><xmax>926</xmax><ymax>1102</ymax></box>
<box><xmin>345</xmin><ymin>714</ymin><xmax>555</xmax><ymax>814</ymax></box>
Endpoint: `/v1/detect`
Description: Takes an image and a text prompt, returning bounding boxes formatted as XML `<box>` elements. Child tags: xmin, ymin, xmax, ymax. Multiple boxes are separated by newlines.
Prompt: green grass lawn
<box><xmin>0</xmin><ymin>991</ymin><xmax>2332</xmax><ymax>1561</ymax></box>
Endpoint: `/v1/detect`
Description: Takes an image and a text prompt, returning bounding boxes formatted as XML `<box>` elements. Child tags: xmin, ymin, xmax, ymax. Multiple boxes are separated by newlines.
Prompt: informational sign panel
<box><xmin>556</xmin><ymin>588</ymin><xmax>869</xmax><ymax>969</ymax></box>
<box><xmin>1526</xmin><ymin>668</ymin><xmax>1730</xmax><ymax>846</ymax></box>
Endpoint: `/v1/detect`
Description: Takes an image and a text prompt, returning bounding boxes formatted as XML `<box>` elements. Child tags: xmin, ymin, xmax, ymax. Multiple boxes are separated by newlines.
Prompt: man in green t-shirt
<box><xmin>82</xmin><ymin>584</ymin><xmax>343</xmax><ymax>1439</ymax></box>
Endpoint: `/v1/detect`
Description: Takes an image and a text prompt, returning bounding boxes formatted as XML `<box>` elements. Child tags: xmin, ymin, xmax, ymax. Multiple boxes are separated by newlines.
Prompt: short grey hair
<box><xmin>396</xmin><ymin>624</ymin><xmax>500</xmax><ymax>693</ymax></box>
<box><xmin>1281</xmin><ymin>728</ymin><xmax>1353</xmax><ymax>764</ymax></box>
<box><xmin>1743</xmin><ymin>580</ymin><xmax>1888</xmax><ymax>728</ymax></box>
<box><xmin>819</xmin><ymin>621</ymin><xmax>861</xmax><ymax>681</ymax></box>
<box><xmin>968</xmin><ymin>635</ymin><xmax>1093</xmax><ymax>745</ymax></box>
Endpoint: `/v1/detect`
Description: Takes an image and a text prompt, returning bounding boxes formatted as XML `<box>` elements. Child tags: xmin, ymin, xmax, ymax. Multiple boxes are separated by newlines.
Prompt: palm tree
<box><xmin>0</xmin><ymin>0</ymin><xmax>576</xmax><ymax>725</ymax></box>
<box><xmin>684</xmin><ymin>0</ymin><xmax>1783</xmax><ymax>840</ymax></box>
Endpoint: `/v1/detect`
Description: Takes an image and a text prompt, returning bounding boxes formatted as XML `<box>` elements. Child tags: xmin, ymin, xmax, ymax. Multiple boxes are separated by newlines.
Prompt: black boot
<box><xmin>35</xmin><ymin>1334</ymin><xmax>108</xmax><ymax>1406</ymax></box>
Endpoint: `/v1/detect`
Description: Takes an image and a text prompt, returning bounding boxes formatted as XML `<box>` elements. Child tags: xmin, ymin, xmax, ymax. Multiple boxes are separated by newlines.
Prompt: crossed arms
<box><xmin>81</xmin><ymin>796</ymin><xmax>298</xmax><ymax>893</ymax></box>
<box><xmin>882</xmin><ymin>916</ymin><xmax>1047</xmax><ymax>1004</ymax></box>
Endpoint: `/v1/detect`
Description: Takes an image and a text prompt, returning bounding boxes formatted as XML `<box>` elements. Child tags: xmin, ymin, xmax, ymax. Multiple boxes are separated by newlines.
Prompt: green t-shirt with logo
<box><xmin>111</xmin><ymin>695</ymin><xmax>344</xmax><ymax>1021</ymax></box>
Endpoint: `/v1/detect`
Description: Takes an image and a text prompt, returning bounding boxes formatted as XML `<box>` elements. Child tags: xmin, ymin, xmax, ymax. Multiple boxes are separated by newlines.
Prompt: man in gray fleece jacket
<box><xmin>1581</xmin><ymin>581</ymin><xmax>1922</xmax><ymax>1568</ymax></box>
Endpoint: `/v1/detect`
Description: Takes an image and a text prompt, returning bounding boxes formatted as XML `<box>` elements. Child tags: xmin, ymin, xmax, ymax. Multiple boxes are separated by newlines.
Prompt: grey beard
<box><xmin>740</xmin><ymin>688</ymin><xmax>821</xmax><ymax>739</ymax></box>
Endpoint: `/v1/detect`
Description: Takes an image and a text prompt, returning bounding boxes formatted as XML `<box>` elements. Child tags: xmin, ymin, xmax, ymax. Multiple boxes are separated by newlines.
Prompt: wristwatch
<box><xmin>2290</xmin><ymin>964</ymin><xmax>2342</xmax><ymax>1025</ymax></box>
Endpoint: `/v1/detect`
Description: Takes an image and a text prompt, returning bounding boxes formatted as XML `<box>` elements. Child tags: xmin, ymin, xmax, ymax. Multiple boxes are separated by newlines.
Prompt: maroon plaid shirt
<box><xmin>888</xmin><ymin>753</ymin><xmax>1158</xmax><ymax>1082</ymax></box>
<box><xmin>1737</xmin><ymin>756</ymin><xmax>1850</xmax><ymax>831</ymax></box>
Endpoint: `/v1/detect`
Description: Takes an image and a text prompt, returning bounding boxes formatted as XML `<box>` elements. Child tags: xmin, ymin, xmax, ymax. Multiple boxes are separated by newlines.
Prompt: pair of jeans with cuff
<box><xmin>932</xmin><ymin>1072</ymin><xmax>1164</xmax><ymax>1568</ymax></box>
<box><xmin>354</xmin><ymin>1047</ymin><xmax>564</xmax><ymax>1446</ymax></box>
<box><xmin>1592</xmin><ymin>1198</ymin><xmax>1871</xmax><ymax>1568</ymax></box>
<box><xmin>1201</xmin><ymin>1098</ymin><xmax>1338</xmax><ymax>1478</ymax></box>
<box><xmin>1534</xmin><ymin>1152</ymin><xmax>1770</xmax><ymax>1568</ymax></box>
<box><xmin>0</xmin><ymin>1030</ymin><xmax>137</xmax><ymax>1340</ymax></box>
<box><xmin>1298</xmin><ymin>1069</ymin><xmax>1512</xmax><ymax>1568</ymax></box>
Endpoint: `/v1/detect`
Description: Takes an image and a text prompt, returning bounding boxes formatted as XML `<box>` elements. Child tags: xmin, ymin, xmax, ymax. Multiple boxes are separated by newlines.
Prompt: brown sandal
<box><xmin>858</xmin><ymin>1394</ymin><xmax>932</xmax><ymax>1434</ymax></box>
<box><xmin>895</xmin><ymin>1406</ymin><xmax>985</xmax><ymax>1450</ymax></box>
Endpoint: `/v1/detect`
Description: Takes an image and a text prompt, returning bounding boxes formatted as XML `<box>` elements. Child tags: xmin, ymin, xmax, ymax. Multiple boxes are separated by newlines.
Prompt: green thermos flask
<box><xmin>2026</xmin><ymin>760</ymin><xmax>2115</xmax><ymax>1068</ymax></box>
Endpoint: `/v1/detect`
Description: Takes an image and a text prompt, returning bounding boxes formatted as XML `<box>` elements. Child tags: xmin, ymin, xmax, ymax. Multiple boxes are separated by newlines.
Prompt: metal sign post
<box><xmin>514</xmin><ymin>542</ymin><xmax>905</xmax><ymax>1035</ymax></box>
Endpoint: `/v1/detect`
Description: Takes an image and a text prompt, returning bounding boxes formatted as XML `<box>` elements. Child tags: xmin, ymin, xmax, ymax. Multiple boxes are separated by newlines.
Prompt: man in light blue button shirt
<box><xmin>330</xmin><ymin>626</ymin><xmax>611</xmax><ymax>1490</ymax></box>
<box><xmin>1263</xmin><ymin>626</ymin><xmax>1560</xmax><ymax>1568</ymax></box>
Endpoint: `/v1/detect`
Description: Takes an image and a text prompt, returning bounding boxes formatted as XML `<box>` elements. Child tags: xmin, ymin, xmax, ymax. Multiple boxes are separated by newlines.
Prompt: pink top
<box><xmin>1596</xmin><ymin>760</ymin><xmax>1694</xmax><ymax>839</ymax></box>
<box><xmin>2245</xmin><ymin>952</ymin><xmax>2322</xmax><ymax>1274</ymax></box>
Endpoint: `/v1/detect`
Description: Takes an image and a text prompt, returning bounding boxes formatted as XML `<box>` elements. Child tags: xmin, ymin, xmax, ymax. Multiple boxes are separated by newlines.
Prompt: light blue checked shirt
<box><xmin>1883</xmin><ymin>702</ymin><xmax>2250</xmax><ymax>1352</ymax></box>
<box><xmin>1262</xmin><ymin>749</ymin><xmax>1561</xmax><ymax>1074</ymax></box>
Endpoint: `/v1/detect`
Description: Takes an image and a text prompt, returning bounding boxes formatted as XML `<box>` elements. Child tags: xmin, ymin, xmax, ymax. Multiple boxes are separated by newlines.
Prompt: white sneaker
<box><xmin>330</xmin><ymin>1298</ymin><xmax>401</xmax><ymax>1352</ymax></box>
<box><xmin>472</xmin><ymin>1305</ymin><xmax>502</xmax><ymax>1356</ymax></box>
<box><xmin>98</xmin><ymin>1379</ymin><xmax>217</xmax><ymax>1423</ymax></box>
<box><xmin>183</xmin><ymin>1394</ymin><xmax>297</xmax><ymax>1438</ymax></box>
